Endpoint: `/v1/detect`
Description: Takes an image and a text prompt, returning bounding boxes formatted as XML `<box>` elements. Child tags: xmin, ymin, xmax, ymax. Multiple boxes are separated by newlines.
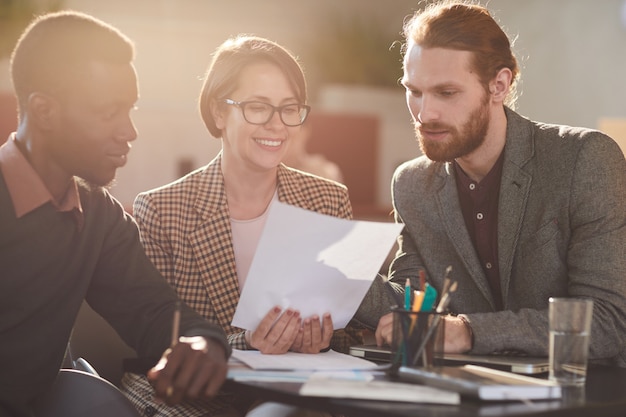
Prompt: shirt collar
<box><xmin>454</xmin><ymin>148</ymin><xmax>505</xmax><ymax>189</ymax></box>
<box><xmin>0</xmin><ymin>134</ymin><xmax>83</xmax><ymax>224</ymax></box>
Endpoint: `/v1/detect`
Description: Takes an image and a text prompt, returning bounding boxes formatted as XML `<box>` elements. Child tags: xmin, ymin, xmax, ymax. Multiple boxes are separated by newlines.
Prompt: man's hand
<box><xmin>374</xmin><ymin>312</ymin><xmax>394</xmax><ymax>346</ymax></box>
<box><xmin>245</xmin><ymin>306</ymin><xmax>301</xmax><ymax>354</ymax></box>
<box><xmin>442</xmin><ymin>315</ymin><xmax>472</xmax><ymax>353</ymax></box>
<box><xmin>290</xmin><ymin>313</ymin><xmax>333</xmax><ymax>353</ymax></box>
<box><xmin>147</xmin><ymin>336</ymin><xmax>227</xmax><ymax>405</ymax></box>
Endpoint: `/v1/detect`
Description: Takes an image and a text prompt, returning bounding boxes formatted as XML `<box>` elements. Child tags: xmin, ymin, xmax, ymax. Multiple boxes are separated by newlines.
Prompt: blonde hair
<box><xmin>199</xmin><ymin>35</ymin><xmax>307</xmax><ymax>138</ymax></box>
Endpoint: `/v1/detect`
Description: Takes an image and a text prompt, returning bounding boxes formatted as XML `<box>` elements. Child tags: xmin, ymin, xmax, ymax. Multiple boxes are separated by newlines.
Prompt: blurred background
<box><xmin>1</xmin><ymin>0</ymin><xmax>625</xmax><ymax>219</ymax></box>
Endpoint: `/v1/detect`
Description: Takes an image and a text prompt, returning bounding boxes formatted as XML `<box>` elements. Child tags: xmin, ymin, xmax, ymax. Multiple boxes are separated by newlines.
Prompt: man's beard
<box><xmin>415</xmin><ymin>94</ymin><xmax>490</xmax><ymax>162</ymax></box>
<box><xmin>76</xmin><ymin>176</ymin><xmax>114</xmax><ymax>192</ymax></box>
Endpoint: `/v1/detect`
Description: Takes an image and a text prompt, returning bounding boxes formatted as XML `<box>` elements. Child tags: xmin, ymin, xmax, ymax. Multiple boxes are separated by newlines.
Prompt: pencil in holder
<box><xmin>390</xmin><ymin>307</ymin><xmax>445</xmax><ymax>374</ymax></box>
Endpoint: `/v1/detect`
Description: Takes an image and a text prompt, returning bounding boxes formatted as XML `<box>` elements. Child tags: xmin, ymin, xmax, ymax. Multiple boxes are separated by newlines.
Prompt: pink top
<box><xmin>230</xmin><ymin>190</ymin><xmax>278</xmax><ymax>289</ymax></box>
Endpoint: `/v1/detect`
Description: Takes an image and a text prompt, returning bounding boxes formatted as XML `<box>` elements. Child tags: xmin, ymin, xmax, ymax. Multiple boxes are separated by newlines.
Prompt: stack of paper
<box><xmin>397</xmin><ymin>365</ymin><xmax>562</xmax><ymax>401</ymax></box>
<box><xmin>231</xmin><ymin>349</ymin><xmax>379</xmax><ymax>371</ymax></box>
<box><xmin>228</xmin><ymin>350</ymin><xmax>460</xmax><ymax>404</ymax></box>
<box><xmin>300</xmin><ymin>373</ymin><xmax>460</xmax><ymax>405</ymax></box>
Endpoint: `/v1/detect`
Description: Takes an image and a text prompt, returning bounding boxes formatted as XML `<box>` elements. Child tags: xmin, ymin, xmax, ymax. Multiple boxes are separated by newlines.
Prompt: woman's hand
<box><xmin>290</xmin><ymin>313</ymin><xmax>334</xmax><ymax>353</ymax></box>
<box><xmin>245</xmin><ymin>306</ymin><xmax>301</xmax><ymax>354</ymax></box>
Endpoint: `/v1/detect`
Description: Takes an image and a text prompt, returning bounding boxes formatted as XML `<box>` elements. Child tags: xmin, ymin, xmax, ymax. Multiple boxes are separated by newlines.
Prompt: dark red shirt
<box><xmin>454</xmin><ymin>151</ymin><xmax>505</xmax><ymax>310</ymax></box>
<box><xmin>0</xmin><ymin>134</ymin><xmax>83</xmax><ymax>229</ymax></box>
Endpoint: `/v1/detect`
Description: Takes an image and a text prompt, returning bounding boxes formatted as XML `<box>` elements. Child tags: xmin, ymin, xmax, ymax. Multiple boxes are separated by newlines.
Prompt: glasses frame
<box><xmin>223</xmin><ymin>99</ymin><xmax>310</xmax><ymax>127</ymax></box>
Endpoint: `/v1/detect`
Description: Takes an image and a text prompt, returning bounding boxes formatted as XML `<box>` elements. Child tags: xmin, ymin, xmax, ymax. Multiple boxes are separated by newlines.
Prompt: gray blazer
<box><xmin>389</xmin><ymin>107</ymin><xmax>626</xmax><ymax>366</ymax></box>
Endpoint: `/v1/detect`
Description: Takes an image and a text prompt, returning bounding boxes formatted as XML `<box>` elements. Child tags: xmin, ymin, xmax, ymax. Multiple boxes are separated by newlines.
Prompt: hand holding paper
<box><xmin>246</xmin><ymin>306</ymin><xmax>301</xmax><ymax>354</ymax></box>
<box><xmin>290</xmin><ymin>312</ymin><xmax>334</xmax><ymax>353</ymax></box>
<box><xmin>232</xmin><ymin>202</ymin><xmax>403</xmax><ymax>331</ymax></box>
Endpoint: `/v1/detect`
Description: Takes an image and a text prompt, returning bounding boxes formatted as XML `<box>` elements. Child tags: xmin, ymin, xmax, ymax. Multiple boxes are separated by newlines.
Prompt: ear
<box><xmin>28</xmin><ymin>92</ymin><xmax>60</xmax><ymax>131</ymax></box>
<box><xmin>489</xmin><ymin>67</ymin><xmax>513</xmax><ymax>103</ymax></box>
<box><xmin>210</xmin><ymin>99</ymin><xmax>227</xmax><ymax>131</ymax></box>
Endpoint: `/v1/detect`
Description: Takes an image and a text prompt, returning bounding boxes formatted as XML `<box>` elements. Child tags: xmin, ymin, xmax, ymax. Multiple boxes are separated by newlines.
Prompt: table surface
<box><xmin>224</xmin><ymin>364</ymin><xmax>626</xmax><ymax>417</ymax></box>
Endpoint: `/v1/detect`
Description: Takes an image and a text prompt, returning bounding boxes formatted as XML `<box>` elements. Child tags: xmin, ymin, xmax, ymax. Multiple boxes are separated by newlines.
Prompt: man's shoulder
<box><xmin>393</xmin><ymin>154</ymin><xmax>444</xmax><ymax>183</ymax></box>
<box><xmin>511</xmin><ymin>109</ymin><xmax>614</xmax><ymax>151</ymax></box>
<box><xmin>76</xmin><ymin>181</ymin><xmax>137</xmax><ymax>233</ymax></box>
<box><xmin>527</xmin><ymin>119</ymin><xmax>624</xmax><ymax>167</ymax></box>
<box><xmin>506</xmin><ymin>108</ymin><xmax>623</xmax><ymax>166</ymax></box>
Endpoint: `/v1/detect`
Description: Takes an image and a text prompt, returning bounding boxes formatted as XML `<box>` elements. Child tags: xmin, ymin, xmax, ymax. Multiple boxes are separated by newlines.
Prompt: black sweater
<box><xmin>0</xmin><ymin>176</ymin><xmax>229</xmax><ymax>416</ymax></box>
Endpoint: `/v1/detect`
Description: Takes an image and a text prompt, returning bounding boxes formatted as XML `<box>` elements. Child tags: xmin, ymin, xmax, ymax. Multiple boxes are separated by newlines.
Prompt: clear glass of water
<box><xmin>549</xmin><ymin>298</ymin><xmax>594</xmax><ymax>386</ymax></box>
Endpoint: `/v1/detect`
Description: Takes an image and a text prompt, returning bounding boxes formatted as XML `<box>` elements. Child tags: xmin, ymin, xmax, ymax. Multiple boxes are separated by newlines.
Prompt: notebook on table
<box><xmin>395</xmin><ymin>365</ymin><xmax>561</xmax><ymax>401</ymax></box>
<box><xmin>348</xmin><ymin>344</ymin><xmax>550</xmax><ymax>374</ymax></box>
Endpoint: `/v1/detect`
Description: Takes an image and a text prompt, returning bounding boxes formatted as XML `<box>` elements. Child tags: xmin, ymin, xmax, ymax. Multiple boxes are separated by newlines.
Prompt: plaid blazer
<box><xmin>122</xmin><ymin>153</ymin><xmax>365</xmax><ymax>416</ymax></box>
<box><xmin>131</xmin><ymin>152</ymin><xmax>360</xmax><ymax>350</ymax></box>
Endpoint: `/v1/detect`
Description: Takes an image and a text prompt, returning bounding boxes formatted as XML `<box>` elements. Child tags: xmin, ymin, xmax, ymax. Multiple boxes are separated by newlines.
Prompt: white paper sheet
<box><xmin>231</xmin><ymin>349</ymin><xmax>379</xmax><ymax>370</ymax></box>
<box><xmin>231</xmin><ymin>202</ymin><xmax>403</xmax><ymax>330</ymax></box>
<box><xmin>300</xmin><ymin>375</ymin><xmax>461</xmax><ymax>404</ymax></box>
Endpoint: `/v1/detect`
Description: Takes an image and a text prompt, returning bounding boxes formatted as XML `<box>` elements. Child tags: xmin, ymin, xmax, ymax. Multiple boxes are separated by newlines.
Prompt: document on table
<box><xmin>231</xmin><ymin>349</ymin><xmax>380</xmax><ymax>371</ymax></box>
<box><xmin>231</xmin><ymin>202</ymin><xmax>403</xmax><ymax>330</ymax></box>
<box><xmin>300</xmin><ymin>373</ymin><xmax>461</xmax><ymax>405</ymax></box>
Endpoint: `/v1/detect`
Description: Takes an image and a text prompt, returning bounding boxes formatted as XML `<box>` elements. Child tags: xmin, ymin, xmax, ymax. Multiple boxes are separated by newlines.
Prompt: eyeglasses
<box><xmin>223</xmin><ymin>99</ymin><xmax>310</xmax><ymax>127</ymax></box>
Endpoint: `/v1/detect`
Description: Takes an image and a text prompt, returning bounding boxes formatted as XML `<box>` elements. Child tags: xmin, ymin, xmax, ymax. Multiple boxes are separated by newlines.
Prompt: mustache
<box><xmin>415</xmin><ymin>121</ymin><xmax>452</xmax><ymax>131</ymax></box>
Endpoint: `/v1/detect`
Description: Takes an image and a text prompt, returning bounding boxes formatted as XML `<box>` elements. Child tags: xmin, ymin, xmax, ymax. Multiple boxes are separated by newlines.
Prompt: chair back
<box><xmin>33</xmin><ymin>369</ymin><xmax>140</xmax><ymax>417</ymax></box>
<box><xmin>69</xmin><ymin>301</ymin><xmax>137</xmax><ymax>385</ymax></box>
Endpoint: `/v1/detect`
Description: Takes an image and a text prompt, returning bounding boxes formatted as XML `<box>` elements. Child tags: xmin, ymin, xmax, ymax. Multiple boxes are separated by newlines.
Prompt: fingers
<box><xmin>291</xmin><ymin>313</ymin><xmax>334</xmax><ymax>353</ymax></box>
<box><xmin>147</xmin><ymin>337</ymin><xmax>227</xmax><ymax>405</ymax></box>
<box><xmin>291</xmin><ymin>326</ymin><xmax>304</xmax><ymax>351</ymax></box>
<box><xmin>146</xmin><ymin>350</ymin><xmax>175</xmax><ymax>401</ymax></box>
<box><xmin>250</xmin><ymin>306</ymin><xmax>301</xmax><ymax>354</ymax></box>
<box><xmin>375</xmin><ymin>313</ymin><xmax>394</xmax><ymax>346</ymax></box>
<box><xmin>252</xmin><ymin>306</ymin><xmax>283</xmax><ymax>345</ymax></box>
<box><xmin>184</xmin><ymin>342</ymin><xmax>228</xmax><ymax>399</ymax></box>
<box><xmin>251</xmin><ymin>307</ymin><xmax>335</xmax><ymax>354</ymax></box>
<box><xmin>320</xmin><ymin>313</ymin><xmax>334</xmax><ymax>348</ymax></box>
<box><xmin>301</xmin><ymin>317</ymin><xmax>314</xmax><ymax>350</ymax></box>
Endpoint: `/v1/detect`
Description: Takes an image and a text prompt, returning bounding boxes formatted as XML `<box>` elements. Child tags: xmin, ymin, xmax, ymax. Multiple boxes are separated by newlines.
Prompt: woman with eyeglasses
<box><xmin>121</xmin><ymin>35</ymin><xmax>363</xmax><ymax>417</ymax></box>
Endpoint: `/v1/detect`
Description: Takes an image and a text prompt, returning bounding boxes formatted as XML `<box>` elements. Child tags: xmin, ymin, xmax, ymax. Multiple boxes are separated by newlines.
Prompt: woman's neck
<box><xmin>222</xmin><ymin>162</ymin><xmax>278</xmax><ymax>220</ymax></box>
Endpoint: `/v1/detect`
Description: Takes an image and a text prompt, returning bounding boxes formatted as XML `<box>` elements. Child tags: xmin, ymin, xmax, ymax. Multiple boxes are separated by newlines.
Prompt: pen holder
<box><xmin>390</xmin><ymin>308</ymin><xmax>445</xmax><ymax>374</ymax></box>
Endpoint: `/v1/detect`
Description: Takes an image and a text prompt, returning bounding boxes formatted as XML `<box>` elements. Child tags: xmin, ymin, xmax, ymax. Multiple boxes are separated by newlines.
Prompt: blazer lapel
<box><xmin>276</xmin><ymin>164</ymin><xmax>313</xmax><ymax>209</ymax></box>
<box><xmin>498</xmin><ymin>109</ymin><xmax>534</xmax><ymax>305</ymax></box>
<box><xmin>437</xmin><ymin>163</ymin><xmax>496</xmax><ymax>309</ymax></box>
<box><xmin>188</xmin><ymin>155</ymin><xmax>242</xmax><ymax>332</ymax></box>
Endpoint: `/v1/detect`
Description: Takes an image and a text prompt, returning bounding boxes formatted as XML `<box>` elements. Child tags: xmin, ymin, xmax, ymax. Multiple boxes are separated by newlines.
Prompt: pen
<box><xmin>412</xmin><ymin>289</ymin><xmax>425</xmax><ymax>312</ymax></box>
<box><xmin>404</xmin><ymin>278</ymin><xmax>411</xmax><ymax>311</ymax></box>
<box><xmin>416</xmin><ymin>270</ymin><xmax>437</xmax><ymax>312</ymax></box>
<box><xmin>420</xmin><ymin>284</ymin><xmax>438</xmax><ymax>312</ymax></box>
<box><xmin>419</xmin><ymin>270</ymin><xmax>426</xmax><ymax>292</ymax></box>
<box><xmin>441</xmin><ymin>266</ymin><xmax>453</xmax><ymax>297</ymax></box>
<box><xmin>411</xmin><ymin>280</ymin><xmax>458</xmax><ymax>366</ymax></box>
<box><xmin>171</xmin><ymin>300</ymin><xmax>181</xmax><ymax>349</ymax></box>
<box><xmin>435</xmin><ymin>281</ymin><xmax>458</xmax><ymax>314</ymax></box>
<box><xmin>409</xmin><ymin>289</ymin><xmax>425</xmax><ymax>334</ymax></box>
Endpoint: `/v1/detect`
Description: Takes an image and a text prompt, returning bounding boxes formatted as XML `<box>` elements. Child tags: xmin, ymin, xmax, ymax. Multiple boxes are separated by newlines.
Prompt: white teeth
<box><xmin>255</xmin><ymin>139</ymin><xmax>281</xmax><ymax>147</ymax></box>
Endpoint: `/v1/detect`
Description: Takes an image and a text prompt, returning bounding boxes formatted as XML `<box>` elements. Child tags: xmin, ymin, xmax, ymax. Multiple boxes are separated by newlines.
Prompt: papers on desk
<box><xmin>396</xmin><ymin>365</ymin><xmax>562</xmax><ymax>401</ymax></box>
<box><xmin>231</xmin><ymin>349</ymin><xmax>379</xmax><ymax>371</ymax></box>
<box><xmin>300</xmin><ymin>373</ymin><xmax>461</xmax><ymax>405</ymax></box>
<box><xmin>231</xmin><ymin>202</ymin><xmax>403</xmax><ymax>330</ymax></box>
<box><xmin>228</xmin><ymin>352</ymin><xmax>459</xmax><ymax>405</ymax></box>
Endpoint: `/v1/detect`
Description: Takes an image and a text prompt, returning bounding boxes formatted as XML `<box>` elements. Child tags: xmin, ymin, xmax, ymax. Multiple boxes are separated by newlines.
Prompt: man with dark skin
<box><xmin>0</xmin><ymin>11</ymin><xmax>229</xmax><ymax>416</ymax></box>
